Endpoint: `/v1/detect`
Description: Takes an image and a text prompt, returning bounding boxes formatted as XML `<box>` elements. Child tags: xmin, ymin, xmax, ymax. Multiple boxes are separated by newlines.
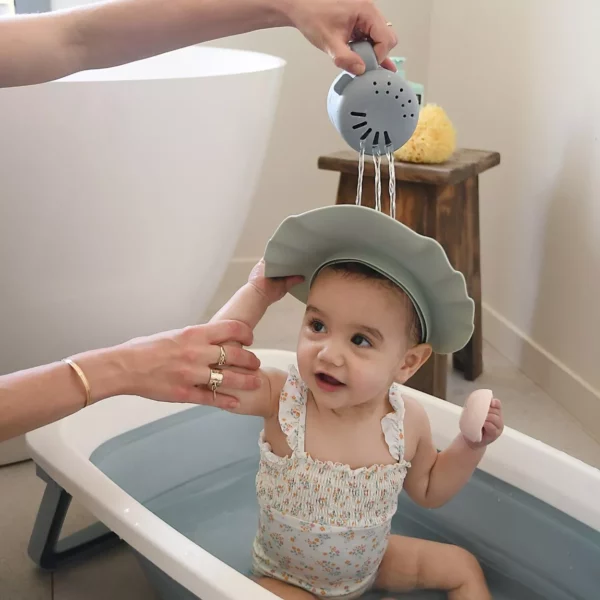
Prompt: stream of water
<box><xmin>356</xmin><ymin>144</ymin><xmax>396</xmax><ymax>218</ymax></box>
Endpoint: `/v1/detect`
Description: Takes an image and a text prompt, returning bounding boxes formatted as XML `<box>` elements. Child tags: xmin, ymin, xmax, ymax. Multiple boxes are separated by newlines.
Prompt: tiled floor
<box><xmin>1</xmin><ymin>295</ymin><xmax>599</xmax><ymax>599</ymax></box>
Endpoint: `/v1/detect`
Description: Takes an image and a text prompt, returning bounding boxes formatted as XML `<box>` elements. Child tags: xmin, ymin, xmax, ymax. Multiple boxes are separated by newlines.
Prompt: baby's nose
<box><xmin>318</xmin><ymin>339</ymin><xmax>345</xmax><ymax>366</ymax></box>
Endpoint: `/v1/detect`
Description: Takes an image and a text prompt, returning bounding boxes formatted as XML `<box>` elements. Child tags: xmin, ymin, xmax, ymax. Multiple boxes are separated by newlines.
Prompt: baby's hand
<box><xmin>465</xmin><ymin>398</ymin><xmax>504</xmax><ymax>449</ymax></box>
<box><xmin>248</xmin><ymin>259</ymin><xmax>304</xmax><ymax>305</ymax></box>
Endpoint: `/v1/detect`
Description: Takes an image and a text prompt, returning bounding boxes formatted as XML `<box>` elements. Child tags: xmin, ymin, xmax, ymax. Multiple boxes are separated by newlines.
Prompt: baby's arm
<box><xmin>208</xmin><ymin>259</ymin><xmax>302</xmax><ymax>418</ymax></box>
<box><xmin>403</xmin><ymin>397</ymin><xmax>503</xmax><ymax>509</ymax></box>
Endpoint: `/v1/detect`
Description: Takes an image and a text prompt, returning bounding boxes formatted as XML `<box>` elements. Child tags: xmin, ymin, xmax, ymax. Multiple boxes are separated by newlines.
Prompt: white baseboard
<box><xmin>483</xmin><ymin>303</ymin><xmax>600</xmax><ymax>444</ymax></box>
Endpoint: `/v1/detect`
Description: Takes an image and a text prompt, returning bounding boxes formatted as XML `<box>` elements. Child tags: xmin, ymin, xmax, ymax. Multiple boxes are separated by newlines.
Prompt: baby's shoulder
<box><xmin>399</xmin><ymin>394</ymin><xmax>431</xmax><ymax>440</ymax></box>
<box><xmin>263</xmin><ymin>365</ymin><xmax>305</xmax><ymax>410</ymax></box>
<box><xmin>401</xmin><ymin>393</ymin><xmax>426</xmax><ymax>415</ymax></box>
<box><xmin>392</xmin><ymin>393</ymin><xmax>431</xmax><ymax>462</ymax></box>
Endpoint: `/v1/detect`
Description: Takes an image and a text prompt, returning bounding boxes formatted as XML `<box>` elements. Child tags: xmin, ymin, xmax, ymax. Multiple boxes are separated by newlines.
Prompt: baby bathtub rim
<box><xmin>25</xmin><ymin>348</ymin><xmax>600</xmax><ymax>599</ymax></box>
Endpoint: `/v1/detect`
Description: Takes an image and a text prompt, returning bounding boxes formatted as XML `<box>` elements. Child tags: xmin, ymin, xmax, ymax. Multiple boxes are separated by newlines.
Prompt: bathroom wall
<box><xmin>426</xmin><ymin>0</ymin><xmax>600</xmax><ymax>439</ymax></box>
<box><xmin>207</xmin><ymin>0</ymin><xmax>434</xmax><ymax>298</ymax></box>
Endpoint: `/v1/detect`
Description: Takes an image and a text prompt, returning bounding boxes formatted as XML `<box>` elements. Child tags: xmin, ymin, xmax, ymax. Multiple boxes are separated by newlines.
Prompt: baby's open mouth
<box><xmin>316</xmin><ymin>372</ymin><xmax>345</xmax><ymax>387</ymax></box>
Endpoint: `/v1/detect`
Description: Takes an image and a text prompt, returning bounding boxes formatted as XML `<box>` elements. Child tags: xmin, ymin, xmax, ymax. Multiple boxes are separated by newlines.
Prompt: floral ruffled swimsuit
<box><xmin>252</xmin><ymin>365</ymin><xmax>410</xmax><ymax>598</ymax></box>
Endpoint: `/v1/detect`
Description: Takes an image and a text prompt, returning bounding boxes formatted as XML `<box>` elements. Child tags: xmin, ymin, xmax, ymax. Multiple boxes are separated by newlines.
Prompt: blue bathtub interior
<box><xmin>84</xmin><ymin>405</ymin><xmax>600</xmax><ymax>600</ymax></box>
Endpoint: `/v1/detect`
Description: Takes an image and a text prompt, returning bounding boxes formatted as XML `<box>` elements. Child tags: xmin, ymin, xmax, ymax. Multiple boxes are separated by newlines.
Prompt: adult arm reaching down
<box><xmin>0</xmin><ymin>320</ymin><xmax>261</xmax><ymax>443</ymax></box>
<box><xmin>0</xmin><ymin>0</ymin><xmax>397</xmax><ymax>88</ymax></box>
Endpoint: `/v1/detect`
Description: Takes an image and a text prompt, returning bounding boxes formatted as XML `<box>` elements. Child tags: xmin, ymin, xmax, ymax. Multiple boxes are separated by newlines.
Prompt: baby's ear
<box><xmin>394</xmin><ymin>343</ymin><xmax>432</xmax><ymax>384</ymax></box>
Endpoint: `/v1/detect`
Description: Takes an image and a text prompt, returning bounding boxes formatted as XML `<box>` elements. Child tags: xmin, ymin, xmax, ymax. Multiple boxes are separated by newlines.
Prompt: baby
<box><xmin>210</xmin><ymin>250</ymin><xmax>503</xmax><ymax>598</ymax></box>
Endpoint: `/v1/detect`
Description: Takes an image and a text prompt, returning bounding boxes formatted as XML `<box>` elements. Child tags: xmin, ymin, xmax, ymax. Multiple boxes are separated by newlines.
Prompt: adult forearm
<box><xmin>210</xmin><ymin>283</ymin><xmax>271</xmax><ymax>336</ymax></box>
<box><xmin>0</xmin><ymin>11</ymin><xmax>76</xmax><ymax>87</ymax></box>
<box><xmin>422</xmin><ymin>435</ymin><xmax>485</xmax><ymax>508</ymax></box>
<box><xmin>0</xmin><ymin>0</ymin><xmax>288</xmax><ymax>88</ymax></box>
<box><xmin>70</xmin><ymin>0</ymin><xmax>287</xmax><ymax>70</ymax></box>
<box><xmin>0</xmin><ymin>347</ymin><xmax>126</xmax><ymax>442</ymax></box>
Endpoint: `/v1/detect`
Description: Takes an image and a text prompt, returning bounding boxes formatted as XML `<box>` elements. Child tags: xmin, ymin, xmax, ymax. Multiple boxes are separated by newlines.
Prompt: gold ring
<box><xmin>217</xmin><ymin>345</ymin><xmax>226</xmax><ymax>367</ymax></box>
<box><xmin>208</xmin><ymin>368</ymin><xmax>224</xmax><ymax>392</ymax></box>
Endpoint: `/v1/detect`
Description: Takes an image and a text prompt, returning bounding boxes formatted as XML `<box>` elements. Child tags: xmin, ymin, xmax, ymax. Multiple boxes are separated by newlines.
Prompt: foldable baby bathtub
<box><xmin>26</xmin><ymin>349</ymin><xmax>600</xmax><ymax>599</ymax></box>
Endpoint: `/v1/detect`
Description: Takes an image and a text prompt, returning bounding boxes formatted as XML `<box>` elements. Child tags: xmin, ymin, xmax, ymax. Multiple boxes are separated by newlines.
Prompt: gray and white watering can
<box><xmin>327</xmin><ymin>41</ymin><xmax>420</xmax><ymax>155</ymax></box>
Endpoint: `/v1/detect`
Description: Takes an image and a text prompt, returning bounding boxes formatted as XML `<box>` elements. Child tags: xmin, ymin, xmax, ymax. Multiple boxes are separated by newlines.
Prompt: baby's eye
<box><xmin>351</xmin><ymin>334</ymin><xmax>371</xmax><ymax>347</ymax></box>
<box><xmin>309</xmin><ymin>319</ymin><xmax>326</xmax><ymax>333</ymax></box>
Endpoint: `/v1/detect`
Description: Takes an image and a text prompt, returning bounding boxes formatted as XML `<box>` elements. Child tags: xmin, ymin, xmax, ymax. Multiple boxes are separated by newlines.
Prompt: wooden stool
<box><xmin>318</xmin><ymin>149</ymin><xmax>501</xmax><ymax>399</ymax></box>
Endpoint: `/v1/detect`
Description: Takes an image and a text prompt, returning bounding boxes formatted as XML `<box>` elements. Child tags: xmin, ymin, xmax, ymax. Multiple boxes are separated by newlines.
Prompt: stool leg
<box><xmin>428</xmin><ymin>179</ymin><xmax>483</xmax><ymax>382</ymax></box>
<box><xmin>452</xmin><ymin>176</ymin><xmax>483</xmax><ymax>381</ymax></box>
<box><xmin>335</xmin><ymin>172</ymin><xmax>359</xmax><ymax>206</ymax></box>
<box><xmin>453</xmin><ymin>311</ymin><xmax>483</xmax><ymax>380</ymax></box>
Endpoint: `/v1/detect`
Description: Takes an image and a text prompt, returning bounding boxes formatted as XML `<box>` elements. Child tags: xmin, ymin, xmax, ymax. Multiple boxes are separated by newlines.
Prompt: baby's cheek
<box><xmin>354</xmin><ymin>365</ymin><xmax>389</xmax><ymax>394</ymax></box>
<box><xmin>296</xmin><ymin>341</ymin><xmax>314</xmax><ymax>375</ymax></box>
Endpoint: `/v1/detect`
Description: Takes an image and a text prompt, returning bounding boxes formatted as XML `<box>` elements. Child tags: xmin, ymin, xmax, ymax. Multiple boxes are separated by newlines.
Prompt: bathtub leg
<box><xmin>28</xmin><ymin>465</ymin><xmax>121</xmax><ymax>571</ymax></box>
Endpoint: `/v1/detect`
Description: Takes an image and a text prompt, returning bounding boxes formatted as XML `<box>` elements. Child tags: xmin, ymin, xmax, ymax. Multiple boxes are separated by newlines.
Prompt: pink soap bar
<box><xmin>459</xmin><ymin>389</ymin><xmax>493</xmax><ymax>443</ymax></box>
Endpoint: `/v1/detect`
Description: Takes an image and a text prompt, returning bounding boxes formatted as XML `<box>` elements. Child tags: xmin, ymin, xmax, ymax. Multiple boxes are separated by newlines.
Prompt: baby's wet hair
<box><xmin>323</xmin><ymin>262</ymin><xmax>423</xmax><ymax>345</ymax></box>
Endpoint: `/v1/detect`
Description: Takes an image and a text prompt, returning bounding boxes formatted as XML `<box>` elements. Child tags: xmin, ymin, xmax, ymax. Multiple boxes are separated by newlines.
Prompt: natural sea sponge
<box><xmin>394</xmin><ymin>104</ymin><xmax>456</xmax><ymax>164</ymax></box>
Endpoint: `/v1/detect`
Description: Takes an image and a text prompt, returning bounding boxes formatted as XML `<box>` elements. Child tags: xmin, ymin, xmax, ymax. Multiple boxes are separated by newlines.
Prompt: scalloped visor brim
<box><xmin>264</xmin><ymin>205</ymin><xmax>474</xmax><ymax>355</ymax></box>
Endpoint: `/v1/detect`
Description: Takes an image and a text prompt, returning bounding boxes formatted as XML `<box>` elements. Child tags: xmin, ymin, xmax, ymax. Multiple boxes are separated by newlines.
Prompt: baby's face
<box><xmin>296</xmin><ymin>269</ymin><xmax>429</xmax><ymax>412</ymax></box>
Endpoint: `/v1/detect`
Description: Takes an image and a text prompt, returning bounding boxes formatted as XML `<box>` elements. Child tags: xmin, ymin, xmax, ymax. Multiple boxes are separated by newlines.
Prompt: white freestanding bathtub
<box><xmin>0</xmin><ymin>46</ymin><xmax>285</xmax><ymax>464</ymax></box>
<box><xmin>25</xmin><ymin>349</ymin><xmax>600</xmax><ymax>600</ymax></box>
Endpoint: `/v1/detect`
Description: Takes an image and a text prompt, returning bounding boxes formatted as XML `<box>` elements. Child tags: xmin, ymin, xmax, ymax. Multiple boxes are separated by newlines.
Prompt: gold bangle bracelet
<box><xmin>62</xmin><ymin>358</ymin><xmax>92</xmax><ymax>408</ymax></box>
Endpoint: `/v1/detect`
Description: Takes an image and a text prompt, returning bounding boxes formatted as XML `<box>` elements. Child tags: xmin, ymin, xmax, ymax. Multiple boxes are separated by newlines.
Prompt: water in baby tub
<box><xmin>91</xmin><ymin>406</ymin><xmax>600</xmax><ymax>600</ymax></box>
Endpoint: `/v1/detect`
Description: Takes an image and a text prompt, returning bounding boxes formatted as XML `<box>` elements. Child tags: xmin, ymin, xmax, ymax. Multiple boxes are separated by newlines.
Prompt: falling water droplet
<box><xmin>386</xmin><ymin>146</ymin><xmax>396</xmax><ymax>220</ymax></box>
<box><xmin>373</xmin><ymin>148</ymin><xmax>382</xmax><ymax>212</ymax></box>
<box><xmin>356</xmin><ymin>139</ymin><xmax>366</xmax><ymax>206</ymax></box>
